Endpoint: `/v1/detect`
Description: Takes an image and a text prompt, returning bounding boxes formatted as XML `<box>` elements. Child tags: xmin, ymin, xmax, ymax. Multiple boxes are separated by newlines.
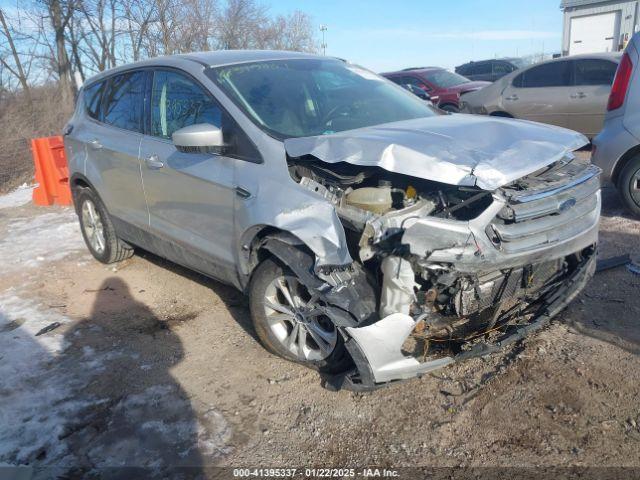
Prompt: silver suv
<box><xmin>65</xmin><ymin>50</ymin><xmax>600</xmax><ymax>390</ymax></box>
<box><xmin>592</xmin><ymin>32</ymin><xmax>640</xmax><ymax>217</ymax></box>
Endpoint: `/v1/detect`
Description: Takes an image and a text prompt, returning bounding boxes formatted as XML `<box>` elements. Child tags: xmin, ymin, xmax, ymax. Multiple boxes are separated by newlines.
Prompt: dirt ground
<box><xmin>1</xmin><ymin>151</ymin><xmax>639</xmax><ymax>479</ymax></box>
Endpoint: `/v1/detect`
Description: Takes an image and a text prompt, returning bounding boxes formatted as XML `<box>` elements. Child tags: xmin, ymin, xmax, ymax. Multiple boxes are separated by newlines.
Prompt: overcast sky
<box><xmin>271</xmin><ymin>0</ymin><xmax>563</xmax><ymax>72</ymax></box>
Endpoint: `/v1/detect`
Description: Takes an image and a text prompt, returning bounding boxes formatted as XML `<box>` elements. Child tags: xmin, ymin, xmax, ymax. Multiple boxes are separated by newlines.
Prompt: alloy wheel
<box><xmin>263</xmin><ymin>275</ymin><xmax>338</xmax><ymax>361</ymax></box>
<box><xmin>81</xmin><ymin>199</ymin><xmax>106</xmax><ymax>255</ymax></box>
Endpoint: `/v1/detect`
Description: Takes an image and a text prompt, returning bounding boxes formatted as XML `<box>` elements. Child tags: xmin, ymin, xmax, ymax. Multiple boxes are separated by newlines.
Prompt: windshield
<box><xmin>422</xmin><ymin>70</ymin><xmax>470</xmax><ymax>88</ymax></box>
<box><xmin>207</xmin><ymin>59</ymin><xmax>436</xmax><ymax>139</ymax></box>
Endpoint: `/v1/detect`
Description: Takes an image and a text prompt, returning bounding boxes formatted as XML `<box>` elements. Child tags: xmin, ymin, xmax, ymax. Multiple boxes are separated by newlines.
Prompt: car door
<box><xmin>81</xmin><ymin>71</ymin><xmax>149</xmax><ymax>228</ymax></box>
<box><xmin>501</xmin><ymin>60</ymin><xmax>572</xmax><ymax>128</ymax></box>
<box><xmin>568</xmin><ymin>58</ymin><xmax>618</xmax><ymax>136</ymax></box>
<box><xmin>138</xmin><ymin>68</ymin><xmax>247</xmax><ymax>281</ymax></box>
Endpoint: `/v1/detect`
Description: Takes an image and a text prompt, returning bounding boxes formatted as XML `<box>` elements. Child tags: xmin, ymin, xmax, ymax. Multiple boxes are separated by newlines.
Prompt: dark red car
<box><xmin>381</xmin><ymin>67</ymin><xmax>490</xmax><ymax>112</ymax></box>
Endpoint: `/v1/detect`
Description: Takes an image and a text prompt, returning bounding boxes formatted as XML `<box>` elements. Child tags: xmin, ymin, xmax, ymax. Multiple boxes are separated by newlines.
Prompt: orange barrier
<box><xmin>31</xmin><ymin>136</ymin><xmax>72</xmax><ymax>206</ymax></box>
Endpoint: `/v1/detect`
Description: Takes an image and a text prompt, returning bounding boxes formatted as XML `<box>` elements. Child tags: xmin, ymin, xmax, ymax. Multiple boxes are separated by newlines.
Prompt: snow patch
<box><xmin>0</xmin><ymin>291</ymin><xmax>89</xmax><ymax>464</ymax></box>
<box><xmin>0</xmin><ymin>184</ymin><xmax>33</xmax><ymax>210</ymax></box>
<box><xmin>0</xmin><ymin>291</ymin><xmax>231</xmax><ymax>471</ymax></box>
<box><xmin>0</xmin><ymin>209</ymin><xmax>87</xmax><ymax>272</ymax></box>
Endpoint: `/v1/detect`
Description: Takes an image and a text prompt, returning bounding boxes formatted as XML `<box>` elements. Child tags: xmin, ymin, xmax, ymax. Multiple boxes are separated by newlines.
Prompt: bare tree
<box><xmin>41</xmin><ymin>0</ymin><xmax>77</xmax><ymax>100</ymax></box>
<box><xmin>216</xmin><ymin>0</ymin><xmax>268</xmax><ymax>49</ymax></box>
<box><xmin>0</xmin><ymin>8</ymin><xmax>32</xmax><ymax>101</ymax></box>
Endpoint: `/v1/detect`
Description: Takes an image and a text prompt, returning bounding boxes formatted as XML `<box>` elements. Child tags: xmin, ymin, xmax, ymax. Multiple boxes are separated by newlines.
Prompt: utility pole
<box><xmin>319</xmin><ymin>24</ymin><xmax>327</xmax><ymax>56</ymax></box>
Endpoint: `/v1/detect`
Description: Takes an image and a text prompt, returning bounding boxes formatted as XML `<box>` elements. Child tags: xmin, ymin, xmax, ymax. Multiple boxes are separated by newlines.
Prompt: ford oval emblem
<box><xmin>559</xmin><ymin>198</ymin><xmax>576</xmax><ymax>212</ymax></box>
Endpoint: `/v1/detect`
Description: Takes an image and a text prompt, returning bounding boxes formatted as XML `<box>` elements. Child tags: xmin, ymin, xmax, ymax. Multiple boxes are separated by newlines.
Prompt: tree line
<box><xmin>0</xmin><ymin>0</ymin><xmax>318</xmax><ymax>102</ymax></box>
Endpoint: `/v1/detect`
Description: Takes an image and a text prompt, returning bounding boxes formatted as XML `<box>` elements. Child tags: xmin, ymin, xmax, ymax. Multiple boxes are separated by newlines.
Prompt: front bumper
<box><xmin>326</xmin><ymin>248</ymin><xmax>596</xmax><ymax>391</ymax></box>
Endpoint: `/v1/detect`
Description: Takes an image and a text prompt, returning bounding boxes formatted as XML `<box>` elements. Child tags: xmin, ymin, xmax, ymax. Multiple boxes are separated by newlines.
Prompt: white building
<box><xmin>561</xmin><ymin>0</ymin><xmax>640</xmax><ymax>55</ymax></box>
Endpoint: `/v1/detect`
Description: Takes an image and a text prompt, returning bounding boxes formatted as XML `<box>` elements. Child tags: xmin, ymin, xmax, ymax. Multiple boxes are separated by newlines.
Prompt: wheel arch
<box><xmin>611</xmin><ymin>144</ymin><xmax>640</xmax><ymax>187</ymax></box>
<box><xmin>237</xmin><ymin>225</ymin><xmax>313</xmax><ymax>291</ymax></box>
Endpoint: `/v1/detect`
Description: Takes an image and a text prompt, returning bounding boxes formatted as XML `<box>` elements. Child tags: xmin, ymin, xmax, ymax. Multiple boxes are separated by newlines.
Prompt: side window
<box><xmin>102</xmin><ymin>71</ymin><xmax>146</xmax><ymax>132</ymax></box>
<box><xmin>514</xmin><ymin>61</ymin><xmax>571</xmax><ymax>88</ymax></box>
<box><xmin>151</xmin><ymin>70</ymin><xmax>221</xmax><ymax>139</ymax></box>
<box><xmin>474</xmin><ymin>63</ymin><xmax>492</xmax><ymax>76</ymax></box>
<box><xmin>152</xmin><ymin>70</ymin><xmax>260</xmax><ymax>162</ymax></box>
<box><xmin>492</xmin><ymin>62</ymin><xmax>512</xmax><ymax>76</ymax></box>
<box><xmin>574</xmin><ymin>59</ymin><xmax>618</xmax><ymax>86</ymax></box>
<box><xmin>84</xmin><ymin>81</ymin><xmax>105</xmax><ymax>120</ymax></box>
<box><xmin>399</xmin><ymin>76</ymin><xmax>427</xmax><ymax>90</ymax></box>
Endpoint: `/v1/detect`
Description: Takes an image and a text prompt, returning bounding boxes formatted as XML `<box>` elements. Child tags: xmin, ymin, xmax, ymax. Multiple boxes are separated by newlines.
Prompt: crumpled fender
<box><xmin>260</xmin><ymin>237</ymin><xmax>377</xmax><ymax>327</ymax></box>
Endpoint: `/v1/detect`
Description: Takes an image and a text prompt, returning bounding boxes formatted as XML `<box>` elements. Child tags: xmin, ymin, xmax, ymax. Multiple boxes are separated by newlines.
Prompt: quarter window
<box><xmin>574</xmin><ymin>59</ymin><xmax>618</xmax><ymax>86</ymax></box>
<box><xmin>513</xmin><ymin>61</ymin><xmax>571</xmax><ymax>88</ymax></box>
<box><xmin>84</xmin><ymin>81</ymin><xmax>104</xmax><ymax>120</ymax></box>
<box><xmin>102</xmin><ymin>71</ymin><xmax>146</xmax><ymax>132</ymax></box>
<box><xmin>151</xmin><ymin>70</ymin><xmax>222</xmax><ymax>139</ymax></box>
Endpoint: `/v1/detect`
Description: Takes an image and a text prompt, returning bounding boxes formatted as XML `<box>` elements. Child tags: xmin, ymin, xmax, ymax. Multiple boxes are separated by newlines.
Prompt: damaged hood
<box><xmin>284</xmin><ymin>115</ymin><xmax>588</xmax><ymax>191</ymax></box>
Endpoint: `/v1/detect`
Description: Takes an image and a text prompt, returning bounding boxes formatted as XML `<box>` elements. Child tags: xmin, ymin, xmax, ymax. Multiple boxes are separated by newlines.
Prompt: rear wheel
<box><xmin>76</xmin><ymin>188</ymin><xmax>134</xmax><ymax>263</ymax></box>
<box><xmin>249</xmin><ymin>258</ymin><xmax>350</xmax><ymax>373</ymax></box>
<box><xmin>618</xmin><ymin>155</ymin><xmax>640</xmax><ymax>217</ymax></box>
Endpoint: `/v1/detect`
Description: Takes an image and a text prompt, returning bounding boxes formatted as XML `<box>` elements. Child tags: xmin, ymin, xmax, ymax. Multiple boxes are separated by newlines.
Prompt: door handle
<box><xmin>235</xmin><ymin>186</ymin><xmax>252</xmax><ymax>199</ymax></box>
<box><xmin>570</xmin><ymin>92</ymin><xmax>587</xmax><ymax>99</ymax></box>
<box><xmin>145</xmin><ymin>154</ymin><xmax>164</xmax><ymax>169</ymax></box>
<box><xmin>505</xmin><ymin>94</ymin><xmax>519</xmax><ymax>101</ymax></box>
<box><xmin>89</xmin><ymin>139</ymin><xmax>102</xmax><ymax>150</ymax></box>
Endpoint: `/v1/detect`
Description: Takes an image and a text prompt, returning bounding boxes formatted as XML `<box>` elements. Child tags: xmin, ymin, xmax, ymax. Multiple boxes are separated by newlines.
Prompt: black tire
<box><xmin>75</xmin><ymin>187</ymin><xmax>134</xmax><ymax>264</ymax></box>
<box><xmin>249</xmin><ymin>257</ymin><xmax>351</xmax><ymax>373</ymax></box>
<box><xmin>617</xmin><ymin>155</ymin><xmax>640</xmax><ymax>217</ymax></box>
<box><xmin>439</xmin><ymin>104</ymin><xmax>459</xmax><ymax>113</ymax></box>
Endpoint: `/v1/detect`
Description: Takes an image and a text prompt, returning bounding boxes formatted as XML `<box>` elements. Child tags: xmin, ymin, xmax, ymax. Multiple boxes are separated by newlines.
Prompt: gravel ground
<box><xmin>0</xmin><ymin>151</ymin><xmax>639</xmax><ymax>478</ymax></box>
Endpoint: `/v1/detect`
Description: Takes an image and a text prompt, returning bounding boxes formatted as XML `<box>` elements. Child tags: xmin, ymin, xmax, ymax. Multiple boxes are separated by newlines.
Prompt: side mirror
<box><xmin>404</xmin><ymin>84</ymin><xmax>431</xmax><ymax>102</ymax></box>
<box><xmin>172</xmin><ymin>123</ymin><xmax>226</xmax><ymax>153</ymax></box>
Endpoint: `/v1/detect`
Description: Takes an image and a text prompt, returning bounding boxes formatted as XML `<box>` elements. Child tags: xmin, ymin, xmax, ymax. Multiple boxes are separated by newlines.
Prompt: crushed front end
<box><xmin>288</xmin><ymin>154</ymin><xmax>600</xmax><ymax>391</ymax></box>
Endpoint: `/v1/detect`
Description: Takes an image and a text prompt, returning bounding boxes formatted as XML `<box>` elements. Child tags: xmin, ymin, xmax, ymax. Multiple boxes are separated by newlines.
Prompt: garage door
<box><xmin>569</xmin><ymin>11</ymin><xmax>620</xmax><ymax>55</ymax></box>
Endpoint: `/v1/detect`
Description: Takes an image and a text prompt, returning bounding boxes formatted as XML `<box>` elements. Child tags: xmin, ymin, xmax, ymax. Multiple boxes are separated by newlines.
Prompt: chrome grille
<box><xmin>491</xmin><ymin>163</ymin><xmax>601</xmax><ymax>254</ymax></box>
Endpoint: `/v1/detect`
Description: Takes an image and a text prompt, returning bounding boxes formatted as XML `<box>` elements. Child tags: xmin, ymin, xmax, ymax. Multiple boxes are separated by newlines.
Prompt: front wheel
<box><xmin>249</xmin><ymin>258</ymin><xmax>351</xmax><ymax>373</ymax></box>
<box><xmin>76</xmin><ymin>188</ymin><xmax>134</xmax><ymax>264</ymax></box>
<box><xmin>618</xmin><ymin>155</ymin><xmax>640</xmax><ymax>217</ymax></box>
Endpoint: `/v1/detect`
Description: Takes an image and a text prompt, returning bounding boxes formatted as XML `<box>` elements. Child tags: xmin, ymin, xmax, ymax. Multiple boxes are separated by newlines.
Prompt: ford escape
<box><xmin>64</xmin><ymin>50</ymin><xmax>600</xmax><ymax>390</ymax></box>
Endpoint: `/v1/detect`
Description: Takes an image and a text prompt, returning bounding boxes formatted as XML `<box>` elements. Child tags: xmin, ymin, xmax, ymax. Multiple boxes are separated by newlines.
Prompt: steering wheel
<box><xmin>321</xmin><ymin>102</ymin><xmax>354</xmax><ymax>127</ymax></box>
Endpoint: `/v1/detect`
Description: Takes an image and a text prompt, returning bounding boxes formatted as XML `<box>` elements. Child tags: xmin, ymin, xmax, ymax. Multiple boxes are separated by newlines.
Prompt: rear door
<box><xmin>138</xmin><ymin>68</ymin><xmax>253</xmax><ymax>281</ymax></box>
<box><xmin>501</xmin><ymin>60</ymin><xmax>572</xmax><ymax>128</ymax></box>
<box><xmin>83</xmin><ymin>71</ymin><xmax>149</xmax><ymax>228</ymax></box>
<box><xmin>568</xmin><ymin>58</ymin><xmax>618</xmax><ymax>136</ymax></box>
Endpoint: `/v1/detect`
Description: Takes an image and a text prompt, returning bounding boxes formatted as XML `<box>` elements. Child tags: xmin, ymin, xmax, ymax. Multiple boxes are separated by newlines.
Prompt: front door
<box><xmin>502</xmin><ymin>60</ymin><xmax>572</xmax><ymax>129</ymax></box>
<box><xmin>139</xmin><ymin>69</ymin><xmax>237</xmax><ymax>280</ymax></box>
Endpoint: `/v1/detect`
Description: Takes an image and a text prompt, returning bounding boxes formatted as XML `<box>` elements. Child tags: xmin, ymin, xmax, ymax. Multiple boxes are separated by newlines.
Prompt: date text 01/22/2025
<box><xmin>232</xmin><ymin>468</ymin><xmax>400</xmax><ymax>477</ymax></box>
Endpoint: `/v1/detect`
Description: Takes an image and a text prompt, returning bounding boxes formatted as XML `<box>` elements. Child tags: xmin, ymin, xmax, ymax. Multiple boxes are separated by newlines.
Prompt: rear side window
<box><xmin>574</xmin><ymin>59</ymin><xmax>618</xmax><ymax>86</ymax></box>
<box><xmin>151</xmin><ymin>70</ymin><xmax>222</xmax><ymax>139</ymax></box>
<box><xmin>102</xmin><ymin>71</ymin><xmax>146</xmax><ymax>132</ymax></box>
<box><xmin>84</xmin><ymin>81</ymin><xmax>104</xmax><ymax>120</ymax></box>
<box><xmin>513</xmin><ymin>61</ymin><xmax>571</xmax><ymax>88</ymax></box>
